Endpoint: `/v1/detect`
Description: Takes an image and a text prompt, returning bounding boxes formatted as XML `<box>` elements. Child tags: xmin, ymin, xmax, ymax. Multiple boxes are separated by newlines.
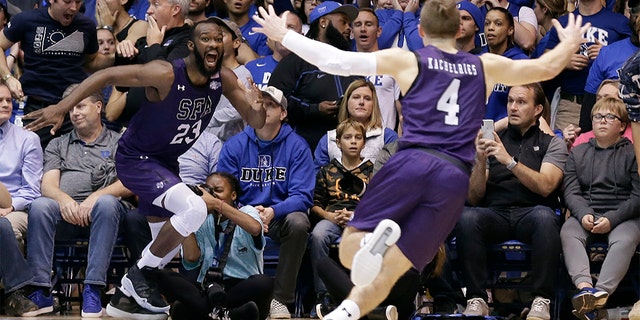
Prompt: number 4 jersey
<box><xmin>399</xmin><ymin>45</ymin><xmax>486</xmax><ymax>168</ymax></box>
<box><xmin>118</xmin><ymin>59</ymin><xmax>222</xmax><ymax>161</ymax></box>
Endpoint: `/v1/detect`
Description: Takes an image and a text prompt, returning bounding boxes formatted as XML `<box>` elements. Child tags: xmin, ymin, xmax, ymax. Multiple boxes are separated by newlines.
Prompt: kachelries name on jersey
<box><xmin>426</xmin><ymin>57</ymin><xmax>478</xmax><ymax>76</ymax></box>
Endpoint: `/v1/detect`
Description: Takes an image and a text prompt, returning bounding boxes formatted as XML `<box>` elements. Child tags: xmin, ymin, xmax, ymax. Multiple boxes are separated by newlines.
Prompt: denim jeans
<box><xmin>310</xmin><ymin>219</ymin><xmax>343</xmax><ymax>293</ymax></box>
<box><xmin>27</xmin><ymin>195</ymin><xmax>127</xmax><ymax>287</ymax></box>
<box><xmin>0</xmin><ymin>217</ymin><xmax>33</xmax><ymax>292</ymax></box>
<box><xmin>455</xmin><ymin>205</ymin><xmax>561</xmax><ymax>300</ymax></box>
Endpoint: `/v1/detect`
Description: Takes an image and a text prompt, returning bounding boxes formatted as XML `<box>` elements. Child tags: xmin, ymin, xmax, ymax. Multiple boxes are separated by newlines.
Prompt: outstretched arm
<box><xmin>481</xmin><ymin>13</ymin><xmax>589</xmax><ymax>95</ymax></box>
<box><xmin>221</xmin><ymin>67</ymin><xmax>266</xmax><ymax>130</ymax></box>
<box><xmin>23</xmin><ymin>60</ymin><xmax>175</xmax><ymax>135</ymax></box>
<box><xmin>252</xmin><ymin>6</ymin><xmax>418</xmax><ymax>93</ymax></box>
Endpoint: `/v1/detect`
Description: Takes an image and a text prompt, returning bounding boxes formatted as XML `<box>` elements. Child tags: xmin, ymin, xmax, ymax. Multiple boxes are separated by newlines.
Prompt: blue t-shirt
<box><xmin>546</xmin><ymin>8</ymin><xmax>631</xmax><ymax>95</ymax></box>
<box><xmin>127</xmin><ymin>0</ymin><xmax>149</xmax><ymax>20</ymax></box>
<box><xmin>584</xmin><ymin>38</ymin><xmax>638</xmax><ymax>94</ymax></box>
<box><xmin>485</xmin><ymin>46</ymin><xmax>529</xmax><ymax>121</ymax></box>
<box><xmin>246</xmin><ymin>55</ymin><xmax>279</xmax><ymax>90</ymax></box>
<box><xmin>4</xmin><ymin>7</ymin><xmax>98</xmax><ymax>103</ymax></box>
<box><xmin>239</xmin><ymin>18</ymin><xmax>272</xmax><ymax>56</ymax></box>
<box><xmin>531</xmin><ymin>32</ymin><xmax>551</xmax><ymax>59</ymax></box>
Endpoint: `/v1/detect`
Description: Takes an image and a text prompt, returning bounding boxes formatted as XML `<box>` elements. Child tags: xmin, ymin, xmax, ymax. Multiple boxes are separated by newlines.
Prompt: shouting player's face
<box><xmin>192</xmin><ymin>22</ymin><xmax>224</xmax><ymax>76</ymax></box>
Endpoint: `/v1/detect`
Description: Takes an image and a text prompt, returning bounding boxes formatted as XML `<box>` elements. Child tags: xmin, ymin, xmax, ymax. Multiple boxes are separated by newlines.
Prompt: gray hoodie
<box><xmin>563</xmin><ymin>137</ymin><xmax>640</xmax><ymax>228</ymax></box>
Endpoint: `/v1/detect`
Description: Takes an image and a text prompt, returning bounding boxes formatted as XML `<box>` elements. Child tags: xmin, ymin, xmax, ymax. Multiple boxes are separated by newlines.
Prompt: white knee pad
<box><xmin>153</xmin><ymin>183</ymin><xmax>207</xmax><ymax>237</ymax></box>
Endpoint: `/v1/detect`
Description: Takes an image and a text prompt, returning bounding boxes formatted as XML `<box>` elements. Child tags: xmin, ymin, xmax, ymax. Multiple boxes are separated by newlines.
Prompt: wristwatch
<box><xmin>2</xmin><ymin>73</ymin><xmax>12</xmax><ymax>81</ymax></box>
<box><xmin>506</xmin><ymin>157</ymin><xmax>518</xmax><ymax>171</ymax></box>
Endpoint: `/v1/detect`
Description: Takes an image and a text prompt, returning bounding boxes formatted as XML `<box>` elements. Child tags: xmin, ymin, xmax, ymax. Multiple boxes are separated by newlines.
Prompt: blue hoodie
<box><xmin>218</xmin><ymin>123</ymin><xmax>314</xmax><ymax>221</ymax></box>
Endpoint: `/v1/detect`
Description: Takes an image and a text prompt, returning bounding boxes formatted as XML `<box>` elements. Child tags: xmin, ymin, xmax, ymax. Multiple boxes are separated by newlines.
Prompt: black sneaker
<box><xmin>312</xmin><ymin>293</ymin><xmax>334</xmax><ymax>319</ymax></box>
<box><xmin>121</xmin><ymin>264</ymin><xmax>169</xmax><ymax>313</ymax></box>
<box><xmin>228</xmin><ymin>301</ymin><xmax>259</xmax><ymax>320</ymax></box>
<box><xmin>105</xmin><ymin>287</ymin><xmax>168</xmax><ymax>320</ymax></box>
<box><xmin>4</xmin><ymin>289</ymin><xmax>37</xmax><ymax>316</ymax></box>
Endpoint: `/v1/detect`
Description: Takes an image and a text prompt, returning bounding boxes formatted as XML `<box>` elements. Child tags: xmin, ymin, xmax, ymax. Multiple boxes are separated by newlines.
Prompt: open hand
<box><xmin>23</xmin><ymin>103</ymin><xmax>68</xmax><ymax>135</ymax></box>
<box><xmin>552</xmin><ymin>13</ymin><xmax>591</xmax><ymax>51</ymax></box>
<box><xmin>95</xmin><ymin>0</ymin><xmax>117</xmax><ymax>28</ymax></box>
<box><xmin>252</xmin><ymin>6</ymin><xmax>290</xmax><ymax>43</ymax></box>
<box><xmin>146</xmin><ymin>16</ymin><xmax>166</xmax><ymax>46</ymax></box>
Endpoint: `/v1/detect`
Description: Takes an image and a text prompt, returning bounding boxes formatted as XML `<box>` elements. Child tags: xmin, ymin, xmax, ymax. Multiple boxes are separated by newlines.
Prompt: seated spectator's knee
<box><xmin>0</xmin><ymin>217</ymin><xmax>12</xmax><ymax>233</ymax></box>
<box><xmin>530</xmin><ymin>206</ymin><xmax>560</xmax><ymax>227</ymax></box>
<box><xmin>285</xmin><ymin>211</ymin><xmax>311</xmax><ymax>233</ymax></box>
<box><xmin>28</xmin><ymin>197</ymin><xmax>59</xmax><ymax>221</ymax></box>
<box><xmin>91</xmin><ymin>194</ymin><xmax>126</xmax><ymax>223</ymax></box>
<box><xmin>456</xmin><ymin>208</ymin><xmax>483</xmax><ymax>232</ymax></box>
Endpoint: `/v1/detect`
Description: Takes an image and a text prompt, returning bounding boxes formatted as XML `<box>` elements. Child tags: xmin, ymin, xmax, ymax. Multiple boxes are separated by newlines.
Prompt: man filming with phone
<box><xmin>455</xmin><ymin>83</ymin><xmax>569</xmax><ymax>320</ymax></box>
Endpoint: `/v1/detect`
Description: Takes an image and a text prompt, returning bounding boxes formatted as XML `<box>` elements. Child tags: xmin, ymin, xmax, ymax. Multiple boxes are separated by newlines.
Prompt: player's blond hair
<box><xmin>420</xmin><ymin>0</ymin><xmax>460</xmax><ymax>38</ymax></box>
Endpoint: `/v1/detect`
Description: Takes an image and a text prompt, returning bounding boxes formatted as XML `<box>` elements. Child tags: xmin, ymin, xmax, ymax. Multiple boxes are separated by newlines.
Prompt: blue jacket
<box><xmin>218</xmin><ymin>124</ymin><xmax>314</xmax><ymax>221</ymax></box>
<box><xmin>375</xmin><ymin>9</ymin><xmax>423</xmax><ymax>50</ymax></box>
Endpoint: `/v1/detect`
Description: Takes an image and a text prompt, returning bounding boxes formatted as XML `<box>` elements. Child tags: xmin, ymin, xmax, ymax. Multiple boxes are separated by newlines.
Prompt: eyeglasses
<box><xmin>592</xmin><ymin>113</ymin><xmax>622</xmax><ymax>123</ymax></box>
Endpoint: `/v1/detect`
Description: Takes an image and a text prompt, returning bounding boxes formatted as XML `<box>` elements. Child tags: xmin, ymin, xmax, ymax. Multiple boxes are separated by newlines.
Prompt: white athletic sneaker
<box><xmin>350</xmin><ymin>219</ymin><xmax>401</xmax><ymax>287</ymax></box>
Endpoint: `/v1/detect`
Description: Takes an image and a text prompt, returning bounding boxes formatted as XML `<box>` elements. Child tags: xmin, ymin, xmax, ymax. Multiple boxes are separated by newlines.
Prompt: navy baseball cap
<box><xmin>456</xmin><ymin>1</ymin><xmax>484</xmax><ymax>30</ymax></box>
<box><xmin>309</xmin><ymin>1</ymin><xmax>358</xmax><ymax>24</ymax></box>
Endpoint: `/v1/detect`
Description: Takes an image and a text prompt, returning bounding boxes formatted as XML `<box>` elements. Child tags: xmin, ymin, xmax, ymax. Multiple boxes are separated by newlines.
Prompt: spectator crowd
<box><xmin>0</xmin><ymin>0</ymin><xmax>638</xmax><ymax>319</ymax></box>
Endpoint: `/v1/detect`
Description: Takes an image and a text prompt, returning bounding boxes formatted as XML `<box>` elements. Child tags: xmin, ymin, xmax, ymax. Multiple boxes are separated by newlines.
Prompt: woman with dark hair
<box><xmin>484</xmin><ymin>7</ymin><xmax>530</xmax><ymax>122</ymax></box>
<box><xmin>148</xmin><ymin>172</ymin><xmax>274</xmax><ymax>320</ymax></box>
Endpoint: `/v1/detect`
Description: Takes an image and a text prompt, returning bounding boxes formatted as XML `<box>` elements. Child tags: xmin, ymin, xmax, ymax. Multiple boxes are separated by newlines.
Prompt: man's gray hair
<box><xmin>169</xmin><ymin>0</ymin><xmax>190</xmax><ymax>17</ymax></box>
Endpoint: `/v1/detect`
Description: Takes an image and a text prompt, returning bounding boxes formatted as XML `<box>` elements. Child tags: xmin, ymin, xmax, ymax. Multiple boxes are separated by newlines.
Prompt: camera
<box><xmin>203</xmin><ymin>266</ymin><xmax>224</xmax><ymax>290</ymax></box>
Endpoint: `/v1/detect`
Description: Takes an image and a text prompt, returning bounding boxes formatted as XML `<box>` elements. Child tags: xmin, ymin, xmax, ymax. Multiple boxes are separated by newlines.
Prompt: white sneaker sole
<box><xmin>316</xmin><ymin>304</ymin><xmax>325</xmax><ymax>320</ymax></box>
<box><xmin>21</xmin><ymin>306</ymin><xmax>54</xmax><ymax>317</ymax></box>
<box><xmin>121</xmin><ymin>273</ymin><xmax>170</xmax><ymax>313</ymax></box>
<box><xmin>106</xmin><ymin>303</ymin><xmax>168</xmax><ymax>320</ymax></box>
<box><xmin>81</xmin><ymin>307</ymin><xmax>104</xmax><ymax>318</ymax></box>
<box><xmin>350</xmin><ymin>219</ymin><xmax>401</xmax><ymax>287</ymax></box>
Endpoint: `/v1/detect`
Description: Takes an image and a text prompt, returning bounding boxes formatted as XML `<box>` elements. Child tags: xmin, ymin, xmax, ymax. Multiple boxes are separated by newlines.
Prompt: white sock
<box><xmin>324</xmin><ymin>300</ymin><xmax>361</xmax><ymax>320</ymax></box>
<box><xmin>137</xmin><ymin>246</ymin><xmax>163</xmax><ymax>269</ymax></box>
<box><xmin>148</xmin><ymin>221</ymin><xmax>165</xmax><ymax>240</ymax></box>
<box><xmin>158</xmin><ymin>245</ymin><xmax>181</xmax><ymax>268</ymax></box>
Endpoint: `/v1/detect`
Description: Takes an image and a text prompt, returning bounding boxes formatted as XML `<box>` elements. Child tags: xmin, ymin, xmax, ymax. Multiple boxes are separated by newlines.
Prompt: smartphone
<box><xmin>481</xmin><ymin>119</ymin><xmax>494</xmax><ymax>140</ymax></box>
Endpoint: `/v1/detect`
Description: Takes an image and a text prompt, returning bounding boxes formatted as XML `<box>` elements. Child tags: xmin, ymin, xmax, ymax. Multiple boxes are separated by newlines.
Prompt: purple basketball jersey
<box><xmin>399</xmin><ymin>45</ymin><xmax>486</xmax><ymax>167</ymax></box>
<box><xmin>118</xmin><ymin>59</ymin><xmax>222</xmax><ymax>161</ymax></box>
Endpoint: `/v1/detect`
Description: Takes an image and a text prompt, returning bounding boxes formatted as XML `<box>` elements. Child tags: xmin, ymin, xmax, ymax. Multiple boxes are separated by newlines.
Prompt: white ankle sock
<box><xmin>137</xmin><ymin>247</ymin><xmax>163</xmax><ymax>269</ymax></box>
<box><xmin>325</xmin><ymin>300</ymin><xmax>360</xmax><ymax>320</ymax></box>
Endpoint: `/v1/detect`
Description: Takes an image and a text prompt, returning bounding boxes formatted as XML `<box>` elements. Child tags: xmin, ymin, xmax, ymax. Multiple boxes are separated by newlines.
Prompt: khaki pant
<box><xmin>554</xmin><ymin>98</ymin><xmax>581</xmax><ymax>131</ymax></box>
<box><xmin>5</xmin><ymin>210</ymin><xmax>28</xmax><ymax>253</ymax></box>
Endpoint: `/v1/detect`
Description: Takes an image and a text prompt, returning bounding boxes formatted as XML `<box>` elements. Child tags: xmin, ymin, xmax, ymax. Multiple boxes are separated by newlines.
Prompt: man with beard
<box><xmin>269</xmin><ymin>1</ymin><xmax>361</xmax><ymax>151</ymax></box>
<box><xmin>187</xmin><ymin>0</ymin><xmax>211</xmax><ymax>23</ymax></box>
<box><xmin>23</xmin><ymin>20</ymin><xmax>266</xmax><ymax>319</ymax></box>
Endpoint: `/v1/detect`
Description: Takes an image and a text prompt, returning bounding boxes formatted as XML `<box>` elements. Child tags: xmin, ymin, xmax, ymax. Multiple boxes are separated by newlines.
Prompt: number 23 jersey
<box><xmin>118</xmin><ymin>59</ymin><xmax>222</xmax><ymax>160</ymax></box>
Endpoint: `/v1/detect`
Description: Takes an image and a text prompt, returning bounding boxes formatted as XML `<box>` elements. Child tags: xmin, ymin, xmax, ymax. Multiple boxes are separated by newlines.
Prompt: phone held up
<box><xmin>481</xmin><ymin>119</ymin><xmax>494</xmax><ymax>141</ymax></box>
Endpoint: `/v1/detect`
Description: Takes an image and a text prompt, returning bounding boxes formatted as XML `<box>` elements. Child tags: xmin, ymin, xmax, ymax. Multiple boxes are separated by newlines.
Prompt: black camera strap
<box><xmin>216</xmin><ymin>220</ymin><xmax>237</xmax><ymax>273</ymax></box>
